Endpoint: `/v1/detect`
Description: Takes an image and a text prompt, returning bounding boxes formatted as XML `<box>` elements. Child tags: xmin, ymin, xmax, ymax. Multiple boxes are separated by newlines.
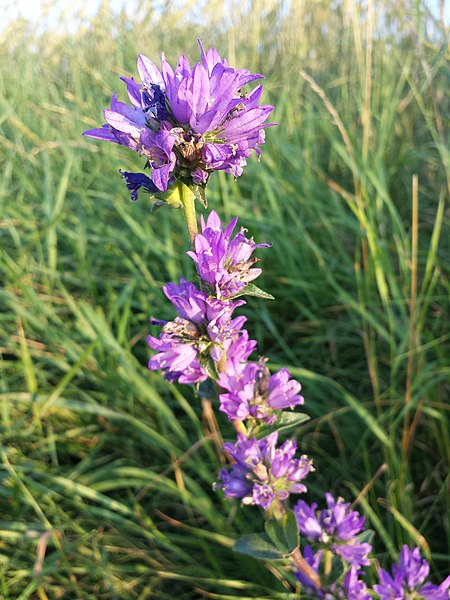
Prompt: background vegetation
<box><xmin>0</xmin><ymin>0</ymin><xmax>448</xmax><ymax>597</ymax></box>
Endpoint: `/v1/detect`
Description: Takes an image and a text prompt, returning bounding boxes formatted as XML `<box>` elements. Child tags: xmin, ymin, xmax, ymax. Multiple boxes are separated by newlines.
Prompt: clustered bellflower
<box><xmin>294</xmin><ymin>493</ymin><xmax>372</xmax><ymax>566</ymax></box>
<box><xmin>86</xmin><ymin>40</ymin><xmax>449</xmax><ymax>599</ymax></box>
<box><xmin>147</xmin><ymin>278</ymin><xmax>248</xmax><ymax>384</ymax></box>
<box><xmin>374</xmin><ymin>546</ymin><xmax>450</xmax><ymax>600</ymax></box>
<box><xmin>83</xmin><ymin>41</ymin><xmax>274</xmax><ymax>200</ymax></box>
<box><xmin>218</xmin><ymin>358</ymin><xmax>304</xmax><ymax>424</ymax></box>
<box><xmin>215</xmin><ymin>432</ymin><xmax>314</xmax><ymax>511</ymax></box>
<box><xmin>187</xmin><ymin>210</ymin><xmax>271</xmax><ymax>299</ymax></box>
<box><xmin>148</xmin><ymin>211</ymin><xmax>312</xmax><ymax>511</ymax></box>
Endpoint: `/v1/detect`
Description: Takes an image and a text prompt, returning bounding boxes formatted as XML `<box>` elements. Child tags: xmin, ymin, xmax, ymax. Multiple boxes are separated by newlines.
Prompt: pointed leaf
<box><xmin>234</xmin><ymin>533</ymin><xmax>286</xmax><ymax>560</ymax></box>
<box><xmin>256</xmin><ymin>411</ymin><xmax>310</xmax><ymax>439</ymax></box>
<box><xmin>198</xmin><ymin>352</ymin><xmax>219</xmax><ymax>381</ymax></box>
<box><xmin>197</xmin><ymin>378</ymin><xmax>219</xmax><ymax>401</ymax></box>
<box><xmin>357</xmin><ymin>529</ymin><xmax>375</xmax><ymax>545</ymax></box>
<box><xmin>265</xmin><ymin>510</ymin><xmax>299</xmax><ymax>554</ymax></box>
<box><xmin>227</xmin><ymin>283</ymin><xmax>275</xmax><ymax>301</ymax></box>
<box><xmin>191</xmin><ymin>183</ymin><xmax>208</xmax><ymax>208</ymax></box>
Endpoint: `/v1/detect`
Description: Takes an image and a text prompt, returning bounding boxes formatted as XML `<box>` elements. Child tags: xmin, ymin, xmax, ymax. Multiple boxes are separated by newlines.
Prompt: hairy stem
<box><xmin>179</xmin><ymin>182</ymin><xmax>198</xmax><ymax>248</ymax></box>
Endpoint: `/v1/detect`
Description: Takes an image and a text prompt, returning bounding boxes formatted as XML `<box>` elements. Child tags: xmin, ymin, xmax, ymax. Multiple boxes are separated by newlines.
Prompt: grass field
<box><xmin>0</xmin><ymin>0</ymin><xmax>449</xmax><ymax>597</ymax></box>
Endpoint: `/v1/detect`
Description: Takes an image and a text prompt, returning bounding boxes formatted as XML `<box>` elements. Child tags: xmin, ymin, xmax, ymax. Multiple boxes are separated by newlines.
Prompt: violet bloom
<box><xmin>148</xmin><ymin>278</ymin><xmax>247</xmax><ymax>383</ymax></box>
<box><xmin>294</xmin><ymin>493</ymin><xmax>371</xmax><ymax>566</ymax></box>
<box><xmin>374</xmin><ymin>546</ymin><xmax>450</xmax><ymax>600</ymax></box>
<box><xmin>215</xmin><ymin>432</ymin><xmax>313</xmax><ymax>511</ymax></box>
<box><xmin>83</xmin><ymin>40</ymin><xmax>274</xmax><ymax>195</ymax></box>
<box><xmin>218</xmin><ymin>357</ymin><xmax>304</xmax><ymax>424</ymax></box>
<box><xmin>336</xmin><ymin>567</ymin><xmax>372</xmax><ymax>600</ymax></box>
<box><xmin>187</xmin><ymin>210</ymin><xmax>271</xmax><ymax>299</ymax></box>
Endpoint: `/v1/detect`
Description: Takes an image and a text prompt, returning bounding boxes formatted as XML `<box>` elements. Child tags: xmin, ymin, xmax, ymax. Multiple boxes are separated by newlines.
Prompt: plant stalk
<box><xmin>291</xmin><ymin>547</ymin><xmax>322</xmax><ymax>591</ymax></box>
<box><xmin>179</xmin><ymin>182</ymin><xmax>198</xmax><ymax>248</ymax></box>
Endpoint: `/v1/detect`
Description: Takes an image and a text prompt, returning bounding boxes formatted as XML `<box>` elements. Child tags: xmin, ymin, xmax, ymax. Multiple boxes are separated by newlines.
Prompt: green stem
<box><xmin>178</xmin><ymin>182</ymin><xmax>198</xmax><ymax>248</ymax></box>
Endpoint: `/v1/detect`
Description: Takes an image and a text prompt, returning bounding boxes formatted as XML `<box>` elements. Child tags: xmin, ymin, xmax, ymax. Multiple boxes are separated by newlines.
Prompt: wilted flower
<box><xmin>187</xmin><ymin>210</ymin><xmax>271</xmax><ymax>298</ymax></box>
<box><xmin>215</xmin><ymin>432</ymin><xmax>313</xmax><ymax>511</ymax></box>
<box><xmin>83</xmin><ymin>41</ymin><xmax>274</xmax><ymax>197</ymax></box>
<box><xmin>374</xmin><ymin>546</ymin><xmax>450</xmax><ymax>600</ymax></box>
<box><xmin>120</xmin><ymin>170</ymin><xmax>160</xmax><ymax>201</ymax></box>
<box><xmin>218</xmin><ymin>357</ymin><xmax>304</xmax><ymax>423</ymax></box>
<box><xmin>148</xmin><ymin>278</ymin><xmax>247</xmax><ymax>383</ymax></box>
<box><xmin>294</xmin><ymin>494</ymin><xmax>371</xmax><ymax>566</ymax></box>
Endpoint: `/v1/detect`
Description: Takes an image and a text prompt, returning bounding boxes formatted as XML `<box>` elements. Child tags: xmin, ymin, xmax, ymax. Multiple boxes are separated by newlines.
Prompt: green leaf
<box><xmin>264</xmin><ymin>510</ymin><xmax>299</xmax><ymax>554</ymax></box>
<box><xmin>197</xmin><ymin>378</ymin><xmax>219</xmax><ymax>401</ymax></box>
<box><xmin>227</xmin><ymin>283</ymin><xmax>275</xmax><ymax>301</ymax></box>
<box><xmin>191</xmin><ymin>183</ymin><xmax>208</xmax><ymax>208</ymax></box>
<box><xmin>234</xmin><ymin>533</ymin><xmax>286</xmax><ymax>560</ymax></box>
<box><xmin>356</xmin><ymin>529</ymin><xmax>375</xmax><ymax>545</ymax></box>
<box><xmin>256</xmin><ymin>411</ymin><xmax>310</xmax><ymax>439</ymax></box>
<box><xmin>198</xmin><ymin>352</ymin><xmax>219</xmax><ymax>381</ymax></box>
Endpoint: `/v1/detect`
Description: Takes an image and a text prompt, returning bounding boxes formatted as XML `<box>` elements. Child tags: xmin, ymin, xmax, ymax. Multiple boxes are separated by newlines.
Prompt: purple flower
<box><xmin>218</xmin><ymin>357</ymin><xmax>304</xmax><ymax>423</ymax></box>
<box><xmin>294</xmin><ymin>493</ymin><xmax>371</xmax><ymax>566</ymax></box>
<box><xmin>215</xmin><ymin>432</ymin><xmax>313</xmax><ymax>511</ymax></box>
<box><xmin>187</xmin><ymin>210</ymin><xmax>271</xmax><ymax>299</ymax></box>
<box><xmin>337</xmin><ymin>566</ymin><xmax>372</xmax><ymax>600</ymax></box>
<box><xmin>83</xmin><ymin>41</ymin><xmax>274</xmax><ymax>193</ymax></box>
<box><xmin>223</xmin><ymin>330</ymin><xmax>257</xmax><ymax>372</ymax></box>
<box><xmin>374</xmin><ymin>546</ymin><xmax>450</xmax><ymax>600</ymax></box>
<box><xmin>148</xmin><ymin>278</ymin><xmax>247</xmax><ymax>383</ymax></box>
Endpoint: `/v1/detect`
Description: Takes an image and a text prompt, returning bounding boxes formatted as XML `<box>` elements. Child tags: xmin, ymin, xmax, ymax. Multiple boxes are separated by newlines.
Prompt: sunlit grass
<box><xmin>0</xmin><ymin>0</ymin><xmax>448</xmax><ymax>597</ymax></box>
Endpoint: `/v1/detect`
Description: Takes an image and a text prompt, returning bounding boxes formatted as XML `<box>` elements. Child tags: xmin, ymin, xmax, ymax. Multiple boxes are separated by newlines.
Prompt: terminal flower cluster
<box><xmin>83</xmin><ymin>41</ymin><xmax>274</xmax><ymax>200</ymax></box>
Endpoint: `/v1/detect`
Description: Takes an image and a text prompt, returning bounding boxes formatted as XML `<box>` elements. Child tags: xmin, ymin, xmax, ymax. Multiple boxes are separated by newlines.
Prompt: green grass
<box><xmin>0</xmin><ymin>0</ymin><xmax>449</xmax><ymax>597</ymax></box>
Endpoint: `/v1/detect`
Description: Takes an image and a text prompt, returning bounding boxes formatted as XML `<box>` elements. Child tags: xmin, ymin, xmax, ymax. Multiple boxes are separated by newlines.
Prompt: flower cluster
<box><xmin>215</xmin><ymin>433</ymin><xmax>313</xmax><ymax>511</ymax></box>
<box><xmin>294</xmin><ymin>538</ymin><xmax>449</xmax><ymax>600</ymax></box>
<box><xmin>187</xmin><ymin>210</ymin><xmax>271</xmax><ymax>299</ymax></box>
<box><xmin>148</xmin><ymin>211</ymin><xmax>311</xmax><ymax>510</ymax></box>
<box><xmin>294</xmin><ymin>493</ymin><xmax>372</xmax><ymax>566</ymax></box>
<box><xmin>147</xmin><ymin>278</ymin><xmax>249</xmax><ymax>384</ymax></box>
<box><xmin>218</xmin><ymin>358</ymin><xmax>304</xmax><ymax>424</ymax></box>
<box><xmin>83</xmin><ymin>41</ymin><xmax>274</xmax><ymax>200</ymax></box>
<box><xmin>374</xmin><ymin>546</ymin><xmax>450</xmax><ymax>600</ymax></box>
<box><xmin>87</xmin><ymin>40</ymin><xmax>449</xmax><ymax>600</ymax></box>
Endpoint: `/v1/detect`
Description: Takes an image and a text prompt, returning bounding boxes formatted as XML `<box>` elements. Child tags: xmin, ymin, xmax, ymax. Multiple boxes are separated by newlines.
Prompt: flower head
<box><xmin>215</xmin><ymin>432</ymin><xmax>313</xmax><ymax>511</ymax></box>
<box><xmin>218</xmin><ymin>357</ymin><xmax>304</xmax><ymax>423</ymax></box>
<box><xmin>83</xmin><ymin>40</ymin><xmax>274</xmax><ymax>196</ymax></box>
<box><xmin>294</xmin><ymin>493</ymin><xmax>371</xmax><ymax>566</ymax></box>
<box><xmin>331</xmin><ymin>566</ymin><xmax>372</xmax><ymax>600</ymax></box>
<box><xmin>374</xmin><ymin>546</ymin><xmax>450</xmax><ymax>600</ymax></box>
<box><xmin>187</xmin><ymin>210</ymin><xmax>271</xmax><ymax>299</ymax></box>
<box><xmin>148</xmin><ymin>278</ymin><xmax>246</xmax><ymax>383</ymax></box>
